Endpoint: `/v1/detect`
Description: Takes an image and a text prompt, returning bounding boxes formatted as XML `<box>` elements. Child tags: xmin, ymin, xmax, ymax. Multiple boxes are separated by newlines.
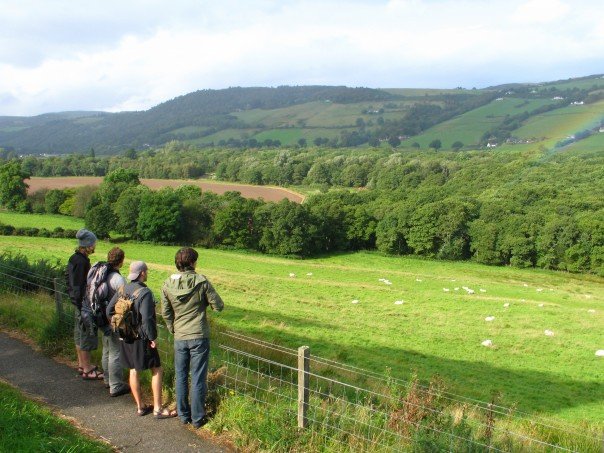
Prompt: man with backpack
<box><xmin>66</xmin><ymin>228</ymin><xmax>103</xmax><ymax>380</ymax></box>
<box><xmin>107</xmin><ymin>261</ymin><xmax>176</xmax><ymax>418</ymax></box>
<box><xmin>96</xmin><ymin>247</ymin><xmax>130</xmax><ymax>397</ymax></box>
<box><xmin>161</xmin><ymin>247</ymin><xmax>224</xmax><ymax>428</ymax></box>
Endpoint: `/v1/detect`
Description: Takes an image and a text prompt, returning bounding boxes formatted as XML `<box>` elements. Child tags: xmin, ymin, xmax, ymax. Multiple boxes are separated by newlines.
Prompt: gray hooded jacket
<box><xmin>161</xmin><ymin>270</ymin><xmax>224</xmax><ymax>340</ymax></box>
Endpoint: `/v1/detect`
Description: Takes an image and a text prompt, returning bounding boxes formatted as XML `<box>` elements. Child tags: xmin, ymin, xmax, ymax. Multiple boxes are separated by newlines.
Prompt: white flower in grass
<box><xmin>481</xmin><ymin>339</ymin><xmax>493</xmax><ymax>347</ymax></box>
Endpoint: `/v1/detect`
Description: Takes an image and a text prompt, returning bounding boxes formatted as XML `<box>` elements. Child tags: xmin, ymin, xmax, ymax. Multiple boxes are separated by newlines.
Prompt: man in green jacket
<box><xmin>161</xmin><ymin>247</ymin><xmax>224</xmax><ymax>428</ymax></box>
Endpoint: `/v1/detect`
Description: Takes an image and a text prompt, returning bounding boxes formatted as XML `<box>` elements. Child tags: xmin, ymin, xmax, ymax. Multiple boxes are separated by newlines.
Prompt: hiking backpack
<box><xmin>81</xmin><ymin>261</ymin><xmax>114</xmax><ymax>328</ymax></box>
<box><xmin>111</xmin><ymin>287</ymin><xmax>144</xmax><ymax>343</ymax></box>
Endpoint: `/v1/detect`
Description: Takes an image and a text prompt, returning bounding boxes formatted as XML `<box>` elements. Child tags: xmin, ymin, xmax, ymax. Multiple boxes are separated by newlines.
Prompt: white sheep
<box><xmin>538</xmin><ymin>303</ymin><xmax>544</xmax><ymax>307</ymax></box>
<box><xmin>523</xmin><ymin>283</ymin><xmax>528</xmax><ymax>287</ymax></box>
<box><xmin>306</xmin><ymin>272</ymin><xmax>313</xmax><ymax>276</ymax></box>
<box><xmin>481</xmin><ymin>339</ymin><xmax>493</xmax><ymax>347</ymax></box>
<box><xmin>466</xmin><ymin>289</ymin><xmax>475</xmax><ymax>294</ymax></box>
<box><xmin>588</xmin><ymin>309</ymin><xmax>596</xmax><ymax>314</ymax></box>
<box><xmin>454</xmin><ymin>287</ymin><xmax>460</xmax><ymax>291</ymax></box>
<box><xmin>394</xmin><ymin>300</ymin><xmax>404</xmax><ymax>305</ymax></box>
<box><xmin>415</xmin><ymin>278</ymin><xmax>422</xmax><ymax>282</ymax></box>
<box><xmin>503</xmin><ymin>303</ymin><xmax>510</xmax><ymax>308</ymax></box>
<box><xmin>443</xmin><ymin>288</ymin><xmax>450</xmax><ymax>292</ymax></box>
<box><xmin>596</xmin><ymin>350</ymin><xmax>604</xmax><ymax>357</ymax></box>
<box><xmin>479</xmin><ymin>289</ymin><xmax>487</xmax><ymax>293</ymax></box>
<box><xmin>289</xmin><ymin>273</ymin><xmax>296</xmax><ymax>278</ymax></box>
<box><xmin>351</xmin><ymin>299</ymin><xmax>359</xmax><ymax>304</ymax></box>
<box><xmin>544</xmin><ymin>330</ymin><xmax>555</xmax><ymax>337</ymax></box>
<box><xmin>536</xmin><ymin>288</ymin><xmax>543</xmax><ymax>292</ymax></box>
<box><xmin>485</xmin><ymin>316</ymin><xmax>495</xmax><ymax>322</ymax></box>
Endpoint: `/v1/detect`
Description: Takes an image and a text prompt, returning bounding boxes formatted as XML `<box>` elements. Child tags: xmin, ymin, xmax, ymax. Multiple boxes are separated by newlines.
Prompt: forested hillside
<box><xmin>1</xmin><ymin>75</ymin><xmax>602</xmax><ymax>155</ymax></box>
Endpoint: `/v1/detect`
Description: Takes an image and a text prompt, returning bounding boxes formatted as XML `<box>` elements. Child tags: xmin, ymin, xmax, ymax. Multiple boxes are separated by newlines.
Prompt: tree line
<box><xmin>1</xmin><ymin>145</ymin><xmax>602</xmax><ymax>275</ymax></box>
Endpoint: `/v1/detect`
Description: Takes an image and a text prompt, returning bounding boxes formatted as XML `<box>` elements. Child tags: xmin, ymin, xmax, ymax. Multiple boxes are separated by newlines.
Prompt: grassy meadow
<box><xmin>0</xmin><ymin>211</ymin><xmax>84</xmax><ymax>230</ymax></box>
<box><xmin>0</xmin><ymin>233</ymin><xmax>602</xmax><ymax>427</ymax></box>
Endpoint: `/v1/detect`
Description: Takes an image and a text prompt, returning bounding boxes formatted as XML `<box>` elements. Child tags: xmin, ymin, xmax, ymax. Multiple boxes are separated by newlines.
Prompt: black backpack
<box><xmin>81</xmin><ymin>262</ymin><xmax>114</xmax><ymax>328</ymax></box>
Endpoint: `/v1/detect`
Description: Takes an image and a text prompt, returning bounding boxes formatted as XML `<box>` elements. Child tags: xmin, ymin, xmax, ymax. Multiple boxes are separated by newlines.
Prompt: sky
<box><xmin>1</xmin><ymin>0</ymin><xmax>603</xmax><ymax>116</ymax></box>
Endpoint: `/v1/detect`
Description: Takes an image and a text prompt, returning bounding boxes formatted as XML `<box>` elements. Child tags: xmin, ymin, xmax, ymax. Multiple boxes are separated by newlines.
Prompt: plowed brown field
<box><xmin>26</xmin><ymin>177</ymin><xmax>304</xmax><ymax>203</ymax></box>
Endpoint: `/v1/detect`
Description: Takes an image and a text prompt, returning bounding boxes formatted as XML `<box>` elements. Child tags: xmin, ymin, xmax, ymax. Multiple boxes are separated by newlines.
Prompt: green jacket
<box><xmin>161</xmin><ymin>270</ymin><xmax>224</xmax><ymax>340</ymax></box>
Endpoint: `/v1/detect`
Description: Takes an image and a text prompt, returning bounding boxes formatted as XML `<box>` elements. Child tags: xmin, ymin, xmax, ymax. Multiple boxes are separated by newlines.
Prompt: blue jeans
<box><xmin>174</xmin><ymin>338</ymin><xmax>210</xmax><ymax>425</ymax></box>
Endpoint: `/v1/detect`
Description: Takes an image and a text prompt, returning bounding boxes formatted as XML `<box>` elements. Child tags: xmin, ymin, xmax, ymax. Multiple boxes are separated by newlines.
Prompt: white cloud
<box><xmin>0</xmin><ymin>0</ymin><xmax>603</xmax><ymax>115</ymax></box>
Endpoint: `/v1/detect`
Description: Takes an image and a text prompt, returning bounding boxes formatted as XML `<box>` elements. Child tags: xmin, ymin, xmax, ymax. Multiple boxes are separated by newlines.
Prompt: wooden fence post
<box><xmin>298</xmin><ymin>346</ymin><xmax>310</xmax><ymax>429</ymax></box>
<box><xmin>53</xmin><ymin>278</ymin><xmax>63</xmax><ymax>324</ymax></box>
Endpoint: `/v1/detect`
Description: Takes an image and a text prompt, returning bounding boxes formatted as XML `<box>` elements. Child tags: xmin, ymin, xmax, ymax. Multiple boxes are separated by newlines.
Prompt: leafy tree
<box><xmin>45</xmin><ymin>189</ymin><xmax>67</xmax><ymax>214</ymax></box>
<box><xmin>213</xmin><ymin>194</ymin><xmax>259</xmax><ymax>248</ymax></box>
<box><xmin>97</xmin><ymin>168</ymin><xmax>141</xmax><ymax>205</ymax></box>
<box><xmin>71</xmin><ymin>185</ymin><xmax>98</xmax><ymax>218</ymax></box>
<box><xmin>429</xmin><ymin>139</ymin><xmax>442</xmax><ymax>151</ymax></box>
<box><xmin>0</xmin><ymin>161</ymin><xmax>30</xmax><ymax>211</ymax></box>
<box><xmin>113</xmin><ymin>185</ymin><xmax>150</xmax><ymax>237</ymax></box>
<box><xmin>136</xmin><ymin>188</ymin><xmax>183</xmax><ymax>243</ymax></box>
<box><xmin>388</xmin><ymin>136</ymin><xmax>401</xmax><ymax>148</ymax></box>
<box><xmin>297</xmin><ymin>138</ymin><xmax>307</xmax><ymax>147</ymax></box>
<box><xmin>85</xmin><ymin>202</ymin><xmax>115</xmax><ymax>239</ymax></box>
<box><xmin>451</xmin><ymin>141</ymin><xmax>464</xmax><ymax>151</ymax></box>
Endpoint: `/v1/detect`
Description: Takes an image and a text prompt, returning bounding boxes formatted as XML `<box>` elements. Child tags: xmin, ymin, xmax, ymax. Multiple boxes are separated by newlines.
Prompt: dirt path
<box><xmin>0</xmin><ymin>331</ymin><xmax>230</xmax><ymax>452</ymax></box>
<box><xmin>27</xmin><ymin>176</ymin><xmax>304</xmax><ymax>203</ymax></box>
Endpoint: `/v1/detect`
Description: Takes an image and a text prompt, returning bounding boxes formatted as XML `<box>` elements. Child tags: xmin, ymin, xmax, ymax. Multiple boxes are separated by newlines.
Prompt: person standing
<box><xmin>101</xmin><ymin>247</ymin><xmax>130</xmax><ymax>397</ymax></box>
<box><xmin>161</xmin><ymin>247</ymin><xmax>224</xmax><ymax>428</ymax></box>
<box><xmin>66</xmin><ymin>228</ymin><xmax>103</xmax><ymax>380</ymax></box>
<box><xmin>107</xmin><ymin>261</ymin><xmax>176</xmax><ymax>418</ymax></box>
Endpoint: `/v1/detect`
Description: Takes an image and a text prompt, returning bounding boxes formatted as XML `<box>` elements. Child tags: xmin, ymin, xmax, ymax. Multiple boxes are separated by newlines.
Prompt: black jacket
<box><xmin>66</xmin><ymin>251</ymin><xmax>90</xmax><ymax>310</ymax></box>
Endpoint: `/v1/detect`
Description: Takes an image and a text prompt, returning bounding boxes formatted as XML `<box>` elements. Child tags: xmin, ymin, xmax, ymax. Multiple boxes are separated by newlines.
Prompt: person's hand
<box><xmin>150</xmin><ymin>340</ymin><xmax>156</xmax><ymax>349</ymax></box>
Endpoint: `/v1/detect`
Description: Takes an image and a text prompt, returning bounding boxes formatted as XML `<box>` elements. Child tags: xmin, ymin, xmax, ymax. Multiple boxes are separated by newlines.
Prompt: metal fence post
<box><xmin>298</xmin><ymin>346</ymin><xmax>310</xmax><ymax>429</ymax></box>
<box><xmin>53</xmin><ymin>278</ymin><xmax>63</xmax><ymax>324</ymax></box>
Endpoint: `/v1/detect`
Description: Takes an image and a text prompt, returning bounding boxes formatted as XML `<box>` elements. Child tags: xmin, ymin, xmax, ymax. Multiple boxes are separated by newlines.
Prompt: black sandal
<box><xmin>137</xmin><ymin>405</ymin><xmax>152</xmax><ymax>416</ymax></box>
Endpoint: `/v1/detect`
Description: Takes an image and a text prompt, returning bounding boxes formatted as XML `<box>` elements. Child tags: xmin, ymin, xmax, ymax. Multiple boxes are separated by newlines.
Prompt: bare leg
<box><xmin>76</xmin><ymin>346</ymin><xmax>83</xmax><ymax>369</ymax></box>
<box><xmin>130</xmin><ymin>369</ymin><xmax>144</xmax><ymax>410</ymax></box>
<box><xmin>81</xmin><ymin>350</ymin><xmax>93</xmax><ymax>372</ymax></box>
<box><xmin>151</xmin><ymin>366</ymin><xmax>163</xmax><ymax>412</ymax></box>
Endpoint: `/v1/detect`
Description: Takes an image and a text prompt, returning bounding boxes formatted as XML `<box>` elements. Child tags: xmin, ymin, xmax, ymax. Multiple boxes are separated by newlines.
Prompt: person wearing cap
<box><xmin>161</xmin><ymin>247</ymin><xmax>224</xmax><ymax>428</ymax></box>
<box><xmin>107</xmin><ymin>261</ymin><xmax>176</xmax><ymax>418</ymax></box>
<box><xmin>66</xmin><ymin>228</ymin><xmax>103</xmax><ymax>380</ymax></box>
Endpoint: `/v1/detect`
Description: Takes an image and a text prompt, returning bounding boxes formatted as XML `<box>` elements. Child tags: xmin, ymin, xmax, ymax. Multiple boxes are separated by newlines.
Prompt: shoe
<box><xmin>110</xmin><ymin>386</ymin><xmax>131</xmax><ymax>397</ymax></box>
<box><xmin>104</xmin><ymin>383</ymin><xmax>110</xmax><ymax>389</ymax></box>
<box><xmin>154</xmin><ymin>407</ymin><xmax>177</xmax><ymax>419</ymax></box>
<box><xmin>192</xmin><ymin>416</ymin><xmax>209</xmax><ymax>429</ymax></box>
<box><xmin>82</xmin><ymin>366</ymin><xmax>104</xmax><ymax>380</ymax></box>
<box><xmin>136</xmin><ymin>405</ymin><xmax>152</xmax><ymax>416</ymax></box>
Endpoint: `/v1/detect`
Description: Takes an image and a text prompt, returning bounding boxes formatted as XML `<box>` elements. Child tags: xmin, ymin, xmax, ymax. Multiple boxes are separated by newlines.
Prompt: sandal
<box><xmin>137</xmin><ymin>405</ymin><xmax>152</xmax><ymax>416</ymax></box>
<box><xmin>82</xmin><ymin>366</ymin><xmax>104</xmax><ymax>380</ymax></box>
<box><xmin>75</xmin><ymin>367</ymin><xmax>83</xmax><ymax>377</ymax></box>
<box><xmin>154</xmin><ymin>407</ymin><xmax>177</xmax><ymax>419</ymax></box>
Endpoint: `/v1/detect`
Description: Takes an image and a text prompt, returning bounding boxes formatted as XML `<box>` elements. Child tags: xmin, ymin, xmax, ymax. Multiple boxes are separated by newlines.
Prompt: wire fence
<box><xmin>0</xmin><ymin>262</ymin><xmax>601</xmax><ymax>452</ymax></box>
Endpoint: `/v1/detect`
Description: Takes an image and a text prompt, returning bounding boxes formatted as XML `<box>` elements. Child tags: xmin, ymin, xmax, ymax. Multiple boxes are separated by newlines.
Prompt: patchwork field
<box><xmin>25</xmin><ymin>177</ymin><xmax>304</xmax><ymax>203</ymax></box>
<box><xmin>0</xmin><ymin>234</ymin><xmax>602</xmax><ymax>426</ymax></box>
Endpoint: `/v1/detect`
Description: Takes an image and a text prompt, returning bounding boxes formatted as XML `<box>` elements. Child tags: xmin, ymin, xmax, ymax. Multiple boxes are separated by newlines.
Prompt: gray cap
<box><xmin>76</xmin><ymin>228</ymin><xmax>97</xmax><ymax>247</ymax></box>
<box><xmin>127</xmin><ymin>261</ymin><xmax>148</xmax><ymax>281</ymax></box>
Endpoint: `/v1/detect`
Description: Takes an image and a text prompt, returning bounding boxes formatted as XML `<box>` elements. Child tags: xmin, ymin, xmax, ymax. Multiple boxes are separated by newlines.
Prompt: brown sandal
<box><xmin>154</xmin><ymin>408</ymin><xmax>177</xmax><ymax>419</ymax></box>
<box><xmin>82</xmin><ymin>366</ymin><xmax>104</xmax><ymax>380</ymax></box>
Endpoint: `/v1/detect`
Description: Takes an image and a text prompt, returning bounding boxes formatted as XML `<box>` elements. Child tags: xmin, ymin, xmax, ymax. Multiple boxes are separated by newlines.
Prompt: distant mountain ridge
<box><xmin>0</xmin><ymin>76</ymin><xmax>603</xmax><ymax>155</ymax></box>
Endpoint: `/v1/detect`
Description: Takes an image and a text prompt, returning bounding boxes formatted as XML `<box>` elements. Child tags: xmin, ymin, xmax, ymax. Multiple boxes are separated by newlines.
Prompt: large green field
<box><xmin>402</xmin><ymin>97</ymin><xmax>558</xmax><ymax>149</ymax></box>
<box><xmin>0</xmin><ymin>211</ymin><xmax>84</xmax><ymax>230</ymax></box>
<box><xmin>0</xmin><ymin>235</ymin><xmax>602</xmax><ymax>426</ymax></box>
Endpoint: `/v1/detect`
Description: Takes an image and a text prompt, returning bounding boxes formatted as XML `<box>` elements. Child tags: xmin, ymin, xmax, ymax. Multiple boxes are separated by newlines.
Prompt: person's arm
<box><xmin>160</xmin><ymin>286</ymin><xmax>175</xmax><ymax>334</ymax></box>
<box><xmin>67</xmin><ymin>259</ymin><xmax>87</xmax><ymax>309</ymax></box>
<box><xmin>203</xmin><ymin>280</ymin><xmax>224</xmax><ymax>312</ymax></box>
<box><xmin>138</xmin><ymin>289</ymin><xmax>157</xmax><ymax>342</ymax></box>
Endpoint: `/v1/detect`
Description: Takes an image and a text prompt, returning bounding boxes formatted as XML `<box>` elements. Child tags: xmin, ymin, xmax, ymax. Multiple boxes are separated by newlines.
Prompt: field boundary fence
<box><xmin>0</xmin><ymin>261</ymin><xmax>601</xmax><ymax>452</ymax></box>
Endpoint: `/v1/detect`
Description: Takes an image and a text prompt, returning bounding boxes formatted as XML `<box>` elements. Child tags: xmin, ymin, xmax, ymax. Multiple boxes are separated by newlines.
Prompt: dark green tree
<box><xmin>136</xmin><ymin>188</ymin><xmax>183</xmax><ymax>243</ymax></box>
<box><xmin>429</xmin><ymin>139</ymin><xmax>442</xmax><ymax>151</ymax></box>
<box><xmin>0</xmin><ymin>161</ymin><xmax>30</xmax><ymax>212</ymax></box>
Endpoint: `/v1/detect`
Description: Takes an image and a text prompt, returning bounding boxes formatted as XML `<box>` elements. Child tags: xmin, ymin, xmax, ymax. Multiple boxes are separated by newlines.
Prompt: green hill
<box><xmin>0</xmin><ymin>75</ymin><xmax>602</xmax><ymax>155</ymax></box>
